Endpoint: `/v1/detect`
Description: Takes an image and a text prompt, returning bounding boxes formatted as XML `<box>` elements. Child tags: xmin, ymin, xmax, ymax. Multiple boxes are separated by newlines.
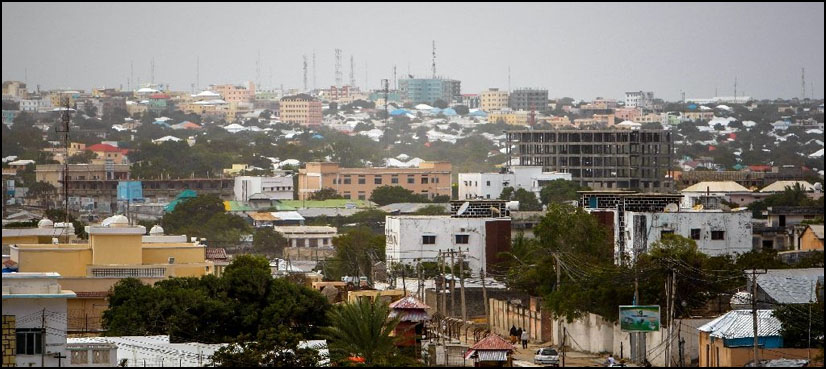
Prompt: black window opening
<box><xmin>690</xmin><ymin>229</ymin><xmax>701</xmax><ymax>240</ymax></box>
<box><xmin>422</xmin><ymin>235</ymin><xmax>436</xmax><ymax>244</ymax></box>
<box><xmin>711</xmin><ymin>230</ymin><xmax>725</xmax><ymax>240</ymax></box>
<box><xmin>16</xmin><ymin>328</ymin><xmax>43</xmax><ymax>355</ymax></box>
<box><xmin>455</xmin><ymin>235</ymin><xmax>469</xmax><ymax>244</ymax></box>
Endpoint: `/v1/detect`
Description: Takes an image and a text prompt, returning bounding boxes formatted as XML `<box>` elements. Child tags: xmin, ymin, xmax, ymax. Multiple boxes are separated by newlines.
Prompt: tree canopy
<box><xmin>323</xmin><ymin>298</ymin><xmax>402</xmax><ymax>366</ymax></box>
<box><xmin>324</xmin><ymin>227</ymin><xmax>386</xmax><ymax>286</ymax></box>
<box><xmin>539</xmin><ymin>179</ymin><xmax>590</xmax><ymax>205</ymax></box>
<box><xmin>161</xmin><ymin>194</ymin><xmax>251</xmax><ymax>245</ymax></box>
<box><xmin>369</xmin><ymin>185</ymin><xmax>428</xmax><ymax>206</ymax></box>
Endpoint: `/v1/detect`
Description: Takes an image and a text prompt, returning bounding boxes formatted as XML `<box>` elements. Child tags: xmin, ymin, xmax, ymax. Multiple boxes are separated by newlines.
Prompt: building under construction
<box><xmin>506</xmin><ymin>128</ymin><xmax>673</xmax><ymax>191</ymax></box>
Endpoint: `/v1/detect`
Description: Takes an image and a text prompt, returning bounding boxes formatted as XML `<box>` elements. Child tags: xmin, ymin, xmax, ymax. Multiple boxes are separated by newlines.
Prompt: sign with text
<box><xmin>619</xmin><ymin>305</ymin><xmax>660</xmax><ymax>332</ymax></box>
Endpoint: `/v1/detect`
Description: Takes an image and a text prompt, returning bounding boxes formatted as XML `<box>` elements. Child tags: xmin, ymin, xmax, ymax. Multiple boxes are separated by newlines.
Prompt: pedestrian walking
<box><xmin>509</xmin><ymin>325</ymin><xmax>518</xmax><ymax>344</ymax></box>
<box><xmin>520</xmin><ymin>329</ymin><xmax>529</xmax><ymax>349</ymax></box>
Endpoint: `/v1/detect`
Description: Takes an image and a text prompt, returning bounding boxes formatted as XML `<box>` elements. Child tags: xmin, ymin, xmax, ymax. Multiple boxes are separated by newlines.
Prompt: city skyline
<box><xmin>2</xmin><ymin>2</ymin><xmax>824</xmax><ymax>100</ymax></box>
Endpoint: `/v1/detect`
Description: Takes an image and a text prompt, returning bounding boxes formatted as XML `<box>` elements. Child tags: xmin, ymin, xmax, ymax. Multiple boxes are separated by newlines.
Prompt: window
<box><xmin>358</xmin><ymin>192</ymin><xmax>366</xmax><ymax>200</ymax></box>
<box><xmin>421</xmin><ymin>177</ymin><xmax>429</xmax><ymax>184</ymax></box>
<box><xmin>486</xmin><ymin>180</ymin><xmax>491</xmax><ymax>186</ymax></box>
<box><xmin>422</xmin><ymin>235</ymin><xmax>436</xmax><ymax>244</ymax></box>
<box><xmin>391</xmin><ymin>175</ymin><xmax>399</xmax><ymax>184</ymax></box>
<box><xmin>343</xmin><ymin>192</ymin><xmax>351</xmax><ymax>199</ymax></box>
<box><xmin>690</xmin><ymin>229</ymin><xmax>701</xmax><ymax>240</ymax></box>
<box><xmin>358</xmin><ymin>175</ymin><xmax>366</xmax><ymax>185</ymax></box>
<box><xmin>660</xmin><ymin>230</ymin><xmax>674</xmax><ymax>237</ymax></box>
<box><xmin>711</xmin><ymin>231</ymin><xmax>725</xmax><ymax>240</ymax></box>
<box><xmin>92</xmin><ymin>349</ymin><xmax>110</xmax><ymax>364</ymax></box>
<box><xmin>343</xmin><ymin>176</ymin><xmax>351</xmax><ymax>185</ymax></box>
<box><xmin>71</xmin><ymin>350</ymin><xmax>89</xmax><ymax>364</ymax></box>
<box><xmin>374</xmin><ymin>176</ymin><xmax>382</xmax><ymax>185</ymax></box>
<box><xmin>407</xmin><ymin>175</ymin><xmax>415</xmax><ymax>184</ymax></box>
<box><xmin>16</xmin><ymin>328</ymin><xmax>43</xmax><ymax>355</ymax></box>
<box><xmin>455</xmin><ymin>235</ymin><xmax>469</xmax><ymax>244</ymax></box>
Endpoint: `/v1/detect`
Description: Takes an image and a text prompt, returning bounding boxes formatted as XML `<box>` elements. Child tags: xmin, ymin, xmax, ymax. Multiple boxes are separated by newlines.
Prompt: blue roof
<box><xmin>390</xmin><ymin>109</ymin><xmax>409</xmax><ymax>116</ymax></box>
<box><xmin>312</xmin><ymin>134</ymin><xmax>324</xmax><ymax>139</ymax></box>
<box><xmin>430</xmin><ymin>108</ymin><xmax>442</xmax><ymax>114</ymax></box>
<box><xmin>470</xmin><ymin>110</ymin><xmax>487</xmax><ymax>117</ymax></box>
<box><xmin>442</xmin><ymin>108</ymin><xmax>457</xmax><ymax>116</ymax></box>
<box><xmin>153</xmin><ymin>120</ymin><xmax>171</xmax><ymax>127</ymax></box>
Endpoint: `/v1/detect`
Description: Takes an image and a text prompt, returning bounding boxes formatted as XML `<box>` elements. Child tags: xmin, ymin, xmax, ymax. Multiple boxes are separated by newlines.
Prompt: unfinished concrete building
<box><xmin>506</xmin><ymin>129</ymin><xmax>672</xmax><ymax>191</ymax></box>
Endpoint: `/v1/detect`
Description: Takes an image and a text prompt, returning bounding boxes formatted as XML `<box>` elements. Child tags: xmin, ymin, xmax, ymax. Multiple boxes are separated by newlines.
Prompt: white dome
<box><xmin>102</xmin><ymin>214</ymin><xmax>129</xmax><ymax>227</ymax></box>
<box><xmin>149</xmin><ymin>225</ymin><xmax>165</xmax><ymax>235</ymax></box>
<box><xmin>37</xmin><ymin>218</ymin><xmax>54</xmax><ymax>228</ymax></box>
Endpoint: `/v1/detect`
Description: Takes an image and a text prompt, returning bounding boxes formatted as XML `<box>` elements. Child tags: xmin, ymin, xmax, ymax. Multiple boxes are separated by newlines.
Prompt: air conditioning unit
<box><xmin>168</xmin><ymin>257</ymin><xmax>175</xmax><ymax>264</ymax></box>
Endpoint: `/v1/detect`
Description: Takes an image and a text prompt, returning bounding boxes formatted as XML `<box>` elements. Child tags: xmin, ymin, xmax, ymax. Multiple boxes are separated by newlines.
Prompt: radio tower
<box><xmin>334</xmin><ymin>49</ymin><xmax>343</xmax><ymax>87</ymax></box>
<box><xmin>312</xmin><ymin>50</ymin><xmax>317</xmax><ymax>90</ymax></box>
<box><xmin>393</xmin><ymin>65</ymin><xmax>397</xmax><ymax>90</ymax></box>
<box><xmin>431</xmin><ymin>40</ymin><xmax>436</xmax><ymax>79</ymax></box>
<box><xmin>302</xmin><ymin>55</ymin><xmax>308</xmax><ymax>91</ymax></box>
<box><xmin>349</xmin><ymin>55</ymin><xmax>356</xmax><ymax>88</ymax></box>
<box><xmin>256</xmin><ymin>50</ymin><xmax>261</xmax><ymax>90</ymax></box>
<box><xmin>55</xmin><ymin>97</ymin><xmax>72</xmax><ymax>228</ymax></box>
<box><xmin>801</xmin><ymin>67</ymin><xmax>806</xmax><ymax>99</ymax></box>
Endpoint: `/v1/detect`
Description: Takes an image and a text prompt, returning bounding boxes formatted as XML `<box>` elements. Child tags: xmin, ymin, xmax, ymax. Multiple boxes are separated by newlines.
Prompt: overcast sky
<box><xmin>2</xmin><ymin>2</ymin><xmax>823</xmax><ymax>100</ymax></box>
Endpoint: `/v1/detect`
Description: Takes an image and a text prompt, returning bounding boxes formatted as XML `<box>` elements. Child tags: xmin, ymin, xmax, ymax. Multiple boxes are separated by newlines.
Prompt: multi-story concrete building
<box><xmin>508</xmin><ymin>89</ymin><xmax>548</xmax><ymax>113</ymax></box>
<box><xmin>1</xmin><ymin>81</ymin><xmax>28</xmax><ymax>100</ymax></box>
<box><xmin>276</xmin><ymin>225</ymin><xmax>338</xmax><ymax>262</ymax></box>
<box><xmin>459</xmin><ymin>94</ymin><xmax>480</xmax><ymax>108</ymax></box>
<box><xmin>624</xmin><ymin>91</ymin><xmax>654</xmax><ymax>109</ymax></box>
<box><xmin>298</xmin><ymin>161</ymin><xmax>451</xmax><ymax>201</ymax></box>
<box><xmin>7</xmin><ymin>218</ymin><xmax>212</xmax><ymax>332</ymax></box>
<box><xmin>36</xmin><ymin>163</ymin><xmax>131</xmax><ymax>189</ymax></box>
<box><xmin>280</xmin><ymin>94</ymin><xmax>322</xmax><ymax>127</ymax></box>
<box><xmin>507</xmin><ymin>128</ymin><xmax>673</xmax><ymax>191</ymax></box>
<box><xmin>385</xmin><ymin>201</ymin><xmax>511</xmax><ymax>274</ymax></box>
<box><xmin>210</xmin><ymin>82</ymin><xmax>255</xmax><ymax>104</ymax></box>
<box><xmin>2</xmin><ymin>272</ymin><xmax>117</xmax><ymax>367</ymax></box>
<box><xmin>458</xmin><ymin>167</ymin><xmax>572</xmax><ymax>200</ymax></box>
<box><xmin>398</xmin><ymin>78</ymin><xmax>461</xmax><ymax>105</ymax></box>
<box><xmin>488</xmin><ymin>110</ymin><xmax>530</xmax><ymax>126</ymax></box>
<box><xmin>234</xmin><ymin>175</ymin><xmax>294</xmax><ymax>202</ymax></box>
<box><xmin>480</xmin><ymin>88</ymin><xmax>509</xmax><ymax>112</ymax></box>
<box><xmin>614</xmin><ymin>107</ymin><xmax>641</xmax><ymax>122</ymax></box>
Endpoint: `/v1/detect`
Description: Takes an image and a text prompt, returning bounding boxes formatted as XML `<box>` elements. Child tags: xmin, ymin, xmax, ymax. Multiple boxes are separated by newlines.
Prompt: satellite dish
<box><xmin>457</xmin><ymin>202</ymin><xmax>470</xmax><ymax>216</ymax></box>
<box><xmin>664</xmin><ymin>203</ymin><xmax>679</xmax><ymax>213</ymax></box>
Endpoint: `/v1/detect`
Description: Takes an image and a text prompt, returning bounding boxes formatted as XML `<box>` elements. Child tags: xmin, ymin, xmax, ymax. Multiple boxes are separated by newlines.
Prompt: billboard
<box><xmin>619</xmin><ymin>305</ymin><xmax>660</xmax><ymax>332</ymax></box>
<box><xmin>117</xmin><ymin>181</ymin><xmax>143</xmax><ymax>201</ymax></box>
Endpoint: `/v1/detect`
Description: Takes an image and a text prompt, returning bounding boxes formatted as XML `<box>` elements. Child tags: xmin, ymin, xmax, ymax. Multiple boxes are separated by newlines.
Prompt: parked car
<box><xmin>534</xmin><ymin>347</ymin><xmax>560</xmax><ymax>366</ymax></box>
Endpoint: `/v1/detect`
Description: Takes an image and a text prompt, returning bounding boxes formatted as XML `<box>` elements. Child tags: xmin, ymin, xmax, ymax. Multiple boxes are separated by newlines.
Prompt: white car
<box><xmin>534</xmin><ymin>347</ymin><xmax>560</xmax><ymax>366</ymax></box>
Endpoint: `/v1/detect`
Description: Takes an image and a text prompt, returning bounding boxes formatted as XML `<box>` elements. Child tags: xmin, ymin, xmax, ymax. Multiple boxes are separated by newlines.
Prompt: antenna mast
<box><xmin>801</xmin><ymin>67</ymin><xmax>806</xmax><ymax>99</ymax></box>
<box><xmin>334</xmin><ymin>49</ymin><xmax>343</xmax><ymax>87</ymax></box>
<box><xmin>256</xmin><ymin>50</ymin><xmax>261</xmax><ymax>90</ymax></box>
<box><xmin>393</xmin><ymin>65</ymin><xmax>397</xmax><ymax>90</ymax></box>
<box><xmin>302</xmin><ymin>55</ymin><xmax>308</xmax><ymax>91</ymax></box>
<box><xmin>55</xmin><ymin>98</ymin><xmax>72</xmax><ymax>227</ymax></box>
<box><xmin>431</xmin><ymin>40</ymin><xmax>436</xmax><ymax>79</ymax></box>
<box><xmin>312</xmin><ymin>50</ymin><xmax>317</xmax><ymax>90</ymax></box>
<box><xmin>350</xmin><ymin>55</ymin><xmax>356</xmax><ymax>88</ymax></box>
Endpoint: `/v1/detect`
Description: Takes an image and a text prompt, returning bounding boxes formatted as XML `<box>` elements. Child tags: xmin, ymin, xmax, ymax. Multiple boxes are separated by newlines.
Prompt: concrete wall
<box><xmin>624</xmin><ymin>211</ymin><xmax>753</xmax><ymax>259</ymax></box>
<box><xmin>2</xmin><ymin>298</ymin><xmax>69</xmax><ymax>367</ymax></box>
<box><xmin>488</xmin><ymin>297</ymin><xmax>553</xmax><ymax>343</ymax></box>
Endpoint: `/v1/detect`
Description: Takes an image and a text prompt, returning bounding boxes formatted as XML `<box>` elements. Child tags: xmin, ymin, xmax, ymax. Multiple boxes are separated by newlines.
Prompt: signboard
<box><xmin>619</xmin><ymin>305</ymin><xmax>660</xmax><ymax>332</ymax></box>
<box><xmin>117</xmin><ymin>181</ymin><xmax>143</xmax><ymax>201</ymax></box>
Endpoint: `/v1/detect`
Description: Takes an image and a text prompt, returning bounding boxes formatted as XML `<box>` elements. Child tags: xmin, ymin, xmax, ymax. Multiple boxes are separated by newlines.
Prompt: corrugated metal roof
<box><xmin>753</xmin><ymin>268</ymin><xmax>823</xmax><ymax>304</ymax></box>
<box><xmin>470</xmin><ymin>334</ymin><xmax>515</xmax><ymax>351</ymax></box>
<box><xmin>683</xmin><ymin>181</ymin><xmax>750</xmax><ymax>193</ymax></box>
<box><xmin>698</xmin><ymin>310</ymin><xmax>781</xmax><ymax>339</ymax></box>
<box><xmin>389</xmin><ymin>296</ymin><xmax>430</xmax><ymax>310</ymax></box>
<box><xmin>389</xmin><ymin>310</ymin><xmax>430</xmax><ymax>322</ymax></box>
<box><xmin>205</xmin><ymin>248</ymin><xmax>227</xmax><ymax>260</ymax></box>
<box><xmin>475</xmin><ymin>351</ymin><xmax>508</xmax><ymax>361</ymax></box>
<box><xmin>760</xmin><ymin>180</ymin><xmax>815</xmax><ymax>193</ymax></box>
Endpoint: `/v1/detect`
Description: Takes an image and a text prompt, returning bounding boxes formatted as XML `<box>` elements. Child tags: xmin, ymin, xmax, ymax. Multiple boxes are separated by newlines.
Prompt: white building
<box><xmin>621</xmin><ymin>210</ymin><xmax>753</xmax><ymax>262</ymax></box>
<box><xmin>458</xmin><ymin>167</ymin><xmax>572</xmax><ymax>201</ymax></box>
<box><xmin>233</xmin><ymin>175</ymin><xmax>294</xmax><ymax>202</ymax></box>
<box><xmin>2</xmin><ymin>272</ymin><xmax>117</xmax><ymax>367</ymax></box>
<box><xmin>384</xmin><ymin>215</ymin><xmax>511</xmax><ymax>274</ymax></box>
<box><xmin>680</xmin><ymin>181</ymin><xmax>752</xmax><ymax>209</ymax></box>
<box><xmin>624</xmin><ymin>91</ymin><xmax>654</xmax><ymax>109</ymax></box>
<box><xmin>276</xmin><ymin>225</ymin><xmax>339</xmax><ymax>262</ymax></box>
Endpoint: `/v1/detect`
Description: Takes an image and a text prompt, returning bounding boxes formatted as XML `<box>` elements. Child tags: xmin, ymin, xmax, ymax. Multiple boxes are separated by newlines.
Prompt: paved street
<box><xmin>511</xmin><ymin>341</ymin><xmax>630</xmax><ymax>367</ymax></box>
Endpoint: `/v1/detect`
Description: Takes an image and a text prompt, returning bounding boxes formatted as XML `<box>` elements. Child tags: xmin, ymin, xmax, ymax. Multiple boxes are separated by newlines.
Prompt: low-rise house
<box><xmin>464</xmin><ymin>334</ymin><xmax>514</xmax><ymax>367</ymax></box>
<box><xmin>276</xmin><ymin>225</ymin><xmax>338</xmax><ymax>262</ymax></box>
<box><xmin>698</xmin><ymin>310</ymin><xmax>810</xmax><ymax>367</ymax></box>
<box><xmin>459</xmin><ymin>166</ymin><xmax>572</xmax><ymax>201</ymax></box>
<box><xmin>798</xmin><ymin>224</ymin><xmax>824</xmax><ymax>251</ymax></box>
<box><xmin>747</xmin><ymin>268</ymin><xmax>824</xmax><ymax>308</ymax></box>
<box><xmin>680</xmin><ymin>181</ymin><xmax>754</xmax><ymax>208</ymax></box>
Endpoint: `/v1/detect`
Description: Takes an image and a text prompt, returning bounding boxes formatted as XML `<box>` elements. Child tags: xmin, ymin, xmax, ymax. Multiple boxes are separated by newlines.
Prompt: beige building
<box><xmin>480</xmin><ymin>88</ymin><xmax>509</xmax><ymax>112</ymax></box>
<box><xmin>35</xmin><ymin>163</ymin><xmax>131</xmax><ymax>189</ymax></box>
<box><xmin>210</xmin><ymin>82</ymin><xmax>255</xmax><ymax>104</ymax></box>
<box><xmin>6</xmin><ymin>219</ymin><xmax>212</xmax><ymax>333</ymax></box>
<box><xmin>488</xmin><ymin>110</ymin><xmax>530</xmax><ymax>126</ymax></box>
<box><xmin>298</xmin><ymin>161</ymin><xmax>452</xmax><ymax>201</ymax></box>
<box><xmin>277</xmin><ymin>225</ymin><xmax>338</xmax><ymax>261</ymax></box>
<box><xmin>280</xmin><ymin>94</ymin><xmax>322</xmax><ymax>127</ymax></box>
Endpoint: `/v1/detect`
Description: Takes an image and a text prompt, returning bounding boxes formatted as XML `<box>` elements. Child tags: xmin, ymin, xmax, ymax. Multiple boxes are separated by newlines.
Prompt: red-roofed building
<box><xmin>464</xmin><ymin>334</ymin><xmax>514</xmax><ymax>367</ymax></box>
<box><xmin>389</xmin><ymin>296</ymin><xmax>430</xmax><ymax>350</ymax></box>
<box><xmin>86</xmin><ymin>143</ymin><xmax>129</xmax><ymax>164</ymax></box>
<box><xmin>748</xmin><ymin>165</ymin><xmax>772</xmax><ymax>172</ymax></box>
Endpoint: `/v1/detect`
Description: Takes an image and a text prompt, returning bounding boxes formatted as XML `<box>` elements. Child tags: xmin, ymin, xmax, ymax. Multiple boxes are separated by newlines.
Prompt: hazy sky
<box><xmin>3</xmin><ymin>2</ymin><xmax>824</xmax><ymax>100</ymax></box>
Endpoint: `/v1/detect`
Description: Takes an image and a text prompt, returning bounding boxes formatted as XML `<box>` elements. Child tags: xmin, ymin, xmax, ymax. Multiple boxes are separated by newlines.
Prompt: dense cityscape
<box><xmin>1</xmin><ymin>3</ymin><xmax>824</xmax><ymax>368</ymax></box>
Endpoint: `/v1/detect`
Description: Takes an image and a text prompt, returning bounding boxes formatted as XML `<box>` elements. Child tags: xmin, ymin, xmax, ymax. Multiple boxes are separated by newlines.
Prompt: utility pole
<box><xmin>562</xmin><ymin>327</ymin><xmax>567</xmax><ymax>367</ymax></box>
<box><xmin>751</xmin><ymin>269</ymin><xmax>767</xmax><ymax>367</ymax></box>
<box><xmin>450</xmin><ymin>249</ymin><xmax>456</xmax><ymax>316</ymax></box>
<box><xmin>440</xmin><ymin>250</ymin><xmax>447</xmax><ymax>316</ymax></box>
<box><xmin>41</xmin><ymin>308</ymin><xmax>46</xmax><ymax>367</ymax></box>
<box><xmin>481</xmin><ymin>268</ymin><xmax>489</xmax><ymax>328</ymax></box>
<box><xmin>808</xmin><ymin>281</ymin><xmax>813</xmax><ymax>361</ymax></box>
<box><xmin>401</xmin><ymin>263</ymin><xmax>407</xmax><ymax>295</ymax></box>
<box><xmin>459</xmin><ymin>248</ymin><xmax>467</xmax><ymax>322</ymax></box>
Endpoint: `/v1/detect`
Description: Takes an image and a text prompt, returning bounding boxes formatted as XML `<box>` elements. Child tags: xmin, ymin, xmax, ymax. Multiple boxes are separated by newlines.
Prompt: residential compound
<box><xmin>398</xmin><ymin>78</ymin><xmax>461</xmax><ymax>105</ymax></box>
<box><xmin>507</xmin><ymin>128</ymin><xmax>673</xmax><ymax>191</ymax></box>
<box><xmin>279</xmin><ymin>93</ymin><xmax>322</xmax><ymax>126</ymax></box>
<box><xmin>508</xmin><ymin>88</ymin><xmax>548</xmax><ymax>113</ymax></box>
<box><xmin>297</xmin><ymin>161</ymin><xmax>451</xmax><ymax>201</ymax></box>
<box><xmin>458</xmin><ymin>166</ymin><xmax>572</xmax><ymax>200</ymax></box>
<box><xmin>480</xmin><ymin>88</ymin><xmax>509</xmax><ymax>112</ymax></box>
<box><xmin>5</xmin><ymin>217</ymin><xmax>212</xmax><ymax>332</ymax></box>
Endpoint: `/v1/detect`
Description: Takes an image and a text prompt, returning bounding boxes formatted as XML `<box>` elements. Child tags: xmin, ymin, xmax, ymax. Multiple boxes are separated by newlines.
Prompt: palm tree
<box><xmin>324</xmin><ymin>297</ymin><xmax>401</xmax><ymax>366</ymax></box>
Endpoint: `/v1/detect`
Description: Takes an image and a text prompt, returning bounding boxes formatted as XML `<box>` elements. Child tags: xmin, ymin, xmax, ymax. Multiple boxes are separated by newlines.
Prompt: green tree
<box><xmin>325</xmin><ymin>228</ymin><xmax>385</xmax><ymax>285</ymax></box>
<box><xmin>772</xmin><ymin>302</ymin><xmax>824</xmax><ymax>350</ymax></box>
<box><xmin>433</xmin><ymin>99</ymin><xmax>449</xmax><ymax>109</ymax></box>
<box><xmin>513</xmin><ymin>188</ymin><xmax>542</xmax><ymax>211</ymax></box>
<box><xmin>309</xmin><ymin>187</ymin><xmax>344</xmax><ymax>201</ymax></box>
<box><xmin>324</xmin><ymin>298</ymin><xmax>401</xmax><ymax>366</ymax></box>
<box><xmin>539</xmin><ymin>179</ymin><xmax>590</xmax><ymax>205</ymax></box>
<box><xmin>747</xmin><ymin>183</ymin><xmax>824</xmax><ymax>219</ymax></box>
<box><xmin>369</xmin><ymin>185</ymin><xmax>427</xmax><ymax>206</ymax></box>
<box><xmin>499</xmin><ymin>186</ymin><xmax>515</xmax><ymax>201</ymax></box>
<box><xmin>413</xmin><ymin>205</ymin><xmax>449</xmax><ymax>215</ymax></box>
<box><xmin>210</xmin><ymin>328</ymin><xmax>321</xmax><ymax>367</ymax></box>
<box><xmin>252</xmin><ymin>227</ymin><xmax>288</xmax><ymax>257</ymax></box>
<box><xmin>452</xmin><ymin>105</ymin><xmax>470</xmax><ymax>116</ymax></box>
<box><xmin>161</xmin><ymin>195</ymin><xmax>251</xmax><ymax>245</ymax></box>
